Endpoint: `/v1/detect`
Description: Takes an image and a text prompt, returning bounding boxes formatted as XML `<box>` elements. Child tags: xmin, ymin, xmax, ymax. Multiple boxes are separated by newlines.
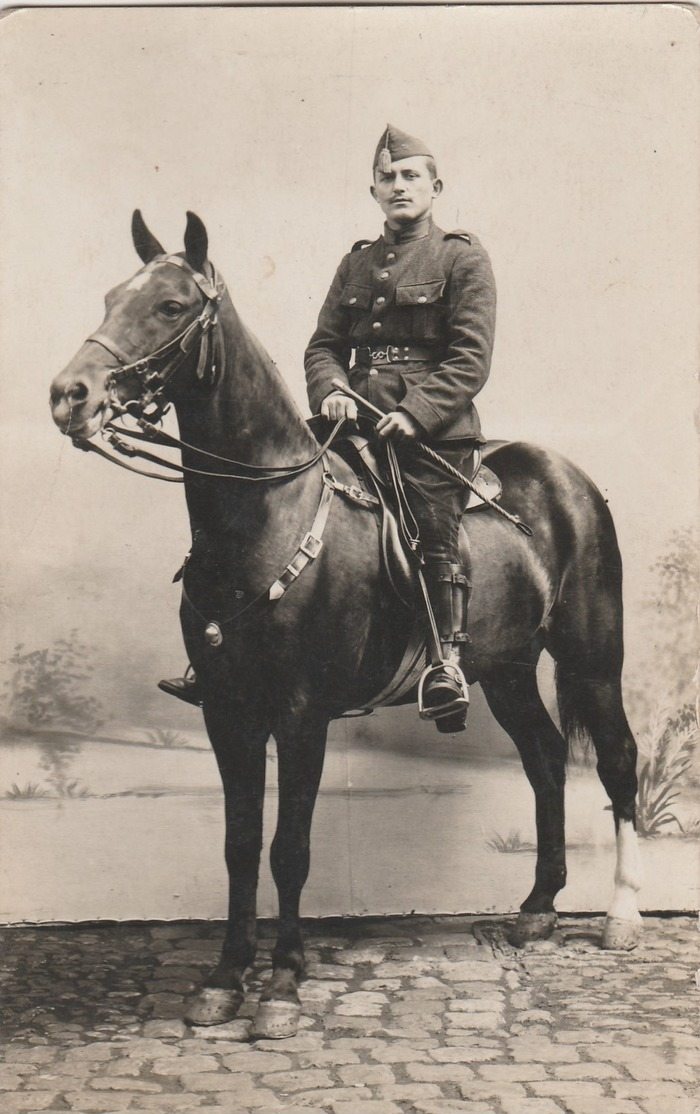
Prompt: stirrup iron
<box><xmin>418</xmin><ymin>659</ymin><xmax>470</xmax><ymax>722</ymax></box>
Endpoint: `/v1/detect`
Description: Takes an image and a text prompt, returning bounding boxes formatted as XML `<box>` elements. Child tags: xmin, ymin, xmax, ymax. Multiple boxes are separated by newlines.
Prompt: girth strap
<box><xmin>354</xmin><ymin>615</ymin><xmax>427</xmax><ymax>711</ymax></box>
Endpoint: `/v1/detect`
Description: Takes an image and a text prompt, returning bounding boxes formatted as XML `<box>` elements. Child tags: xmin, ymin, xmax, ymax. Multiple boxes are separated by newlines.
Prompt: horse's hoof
<box><xmin>602</xmin><ymin>915</ymin><xmax>642</xmax><ymax>951</ymax></box>
<box><xmin>252</xmin><ymin>999</ymin><xmax>301</xmax><ymax>1039</ymax></box>
<box><xmin>508</xmin><ymin>911</ymin><xmax>558</xmax><ymax>947</ymax></box>
<box><xmin>184</xmin><ymin>987</ymin><xmax>244</xmax><ymax>1026</ymax></box>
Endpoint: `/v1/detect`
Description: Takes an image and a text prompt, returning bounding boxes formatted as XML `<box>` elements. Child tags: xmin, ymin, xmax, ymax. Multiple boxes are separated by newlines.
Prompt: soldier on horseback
<box><xmin>304</xmin><ymin>125</ymin><xmax>497</xmax><ymax>732</ymax></box>
<box><xmin>159</xmin><ymin>124</ymin><xmax>497</xmax><ymax>734</ymax></box>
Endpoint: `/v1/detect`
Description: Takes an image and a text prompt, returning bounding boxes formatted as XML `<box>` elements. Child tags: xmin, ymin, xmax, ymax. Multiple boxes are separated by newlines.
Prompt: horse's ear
<box><xmin>132</xmin><ymin>210</ymin><xmax>165</xmax><ymax>263</ymax></box>
<box><xmin>184</xmin><ymin>211</ymin><xmax>208</xmax><ymax>273</ymax></box>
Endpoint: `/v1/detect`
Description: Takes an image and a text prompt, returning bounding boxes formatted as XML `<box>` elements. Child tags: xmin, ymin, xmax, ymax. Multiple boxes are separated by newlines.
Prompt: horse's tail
<box><xmin>543</xmin><ymin>457</ymin><xmax>629</xmax><ymax>762</ymax></box>
<box><xmin>554</xmin><ymin>664</ymin><xmax>597</xmax><ymax>758</ymax></box>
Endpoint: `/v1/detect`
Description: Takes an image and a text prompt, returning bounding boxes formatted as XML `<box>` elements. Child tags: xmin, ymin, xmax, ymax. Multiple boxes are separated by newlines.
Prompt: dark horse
<box><xmin>50</xmin><ymin>212</ymin><xmax>642</xmax><ymax>1037</ymax></box>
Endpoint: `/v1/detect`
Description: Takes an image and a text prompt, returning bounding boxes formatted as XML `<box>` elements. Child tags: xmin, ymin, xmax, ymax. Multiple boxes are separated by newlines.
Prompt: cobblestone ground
<box><xmin>0</xmin><ymin>915</ymin><xmax>698</xmax><ymax>1114</ymax></box>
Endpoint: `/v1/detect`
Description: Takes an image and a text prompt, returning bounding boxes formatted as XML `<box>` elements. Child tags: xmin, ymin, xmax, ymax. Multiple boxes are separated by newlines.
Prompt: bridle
<box><xmin>71</xmin><ymin>248</ymin><xmax>378</xmax><ymax>627</ymax></box>
<box><xmin>74</xmin><ymin>253</ymin><xmax>345</xmax><ymax>483</ymax></box>
<box><xmin>87</xmin><ymin>253</ymin><xmax>224</xmax><ymax>427</ymax></box>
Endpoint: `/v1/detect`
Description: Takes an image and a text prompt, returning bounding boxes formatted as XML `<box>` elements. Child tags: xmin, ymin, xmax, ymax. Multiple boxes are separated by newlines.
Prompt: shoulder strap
<box><xmin>444</xmin><ymin>230</ymin><xmax>472</xmax><ymax>245</ymax></box>
<box><xmin>351</xmin><ymin>239</ymin><xmax>374</xmax><ymax>252</ymax></box>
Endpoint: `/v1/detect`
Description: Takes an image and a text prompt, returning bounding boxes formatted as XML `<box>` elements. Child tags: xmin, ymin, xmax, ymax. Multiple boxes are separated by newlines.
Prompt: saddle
<box><xmin>311</xmin><ymin>417</ymin><xmax>502</xmax><ymax>610</ymax></box>
<box><xmin>310</xmin><ymin>418</ymin><xmax>503</xmax><ymax>713</ymax></box>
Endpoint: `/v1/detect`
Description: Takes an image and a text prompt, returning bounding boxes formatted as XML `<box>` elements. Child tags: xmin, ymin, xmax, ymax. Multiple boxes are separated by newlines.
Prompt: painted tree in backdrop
<box><xmin>628</xmin><ymin>527</ymin><xmax>699</xmax><ymax>836</ymax></box>
<box><xmin>2</xmin><ymin>631</ymin><xmax>104</xmax><ymax>794</ymax></box>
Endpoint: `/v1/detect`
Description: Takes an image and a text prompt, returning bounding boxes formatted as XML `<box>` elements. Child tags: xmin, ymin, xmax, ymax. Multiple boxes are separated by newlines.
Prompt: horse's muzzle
<box><xmin>50</xmin><ymin>346</ymin><xmax>115</xmax><ymax>438</ymax></box>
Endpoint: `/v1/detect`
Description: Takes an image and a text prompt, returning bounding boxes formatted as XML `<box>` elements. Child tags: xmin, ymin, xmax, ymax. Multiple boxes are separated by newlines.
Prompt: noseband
<box><xmin>87</xmin><ymin>254</ymin><xmax>224</xmax><ymax>421</ymax></box>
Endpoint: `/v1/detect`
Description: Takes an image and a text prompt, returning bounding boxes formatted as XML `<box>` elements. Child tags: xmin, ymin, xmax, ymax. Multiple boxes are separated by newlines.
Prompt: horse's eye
<box><xmin>159</xmin><ymin>301</ymin><xmax>184</xmax><ymax>318</ymax></box>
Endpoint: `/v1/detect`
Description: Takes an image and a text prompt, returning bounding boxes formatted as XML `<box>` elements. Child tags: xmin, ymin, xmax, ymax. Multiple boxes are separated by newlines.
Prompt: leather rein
<box><xmin>75</xmin><ymin>253</ymin><xmax>344</xmax><ymax>485</ymax></box>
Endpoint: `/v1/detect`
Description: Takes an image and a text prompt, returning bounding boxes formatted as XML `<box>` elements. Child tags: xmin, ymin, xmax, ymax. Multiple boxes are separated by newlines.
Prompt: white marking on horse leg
<box><xmin>608</xmin><ymin>818</ymin><xmax>643</xmax><ymax>922</ymax></box>
<box><xmin>602</xmin><ymin>819</ymin><xmax>643</xmax><ymax>949</ymax></box>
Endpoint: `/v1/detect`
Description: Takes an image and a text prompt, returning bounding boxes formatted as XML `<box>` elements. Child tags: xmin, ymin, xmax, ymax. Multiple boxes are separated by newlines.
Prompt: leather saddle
<box><xmin>310</xmin><ymin>417</ymin><xmax>502</xmax><ymax>610</ymax></box>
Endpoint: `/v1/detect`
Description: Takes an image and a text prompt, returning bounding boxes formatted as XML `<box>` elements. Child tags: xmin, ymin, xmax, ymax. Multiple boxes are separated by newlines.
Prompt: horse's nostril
<box><xmin>68</xmin><ymin>381</ymin><xmax>90</xmax><ymax>405</ymax></box>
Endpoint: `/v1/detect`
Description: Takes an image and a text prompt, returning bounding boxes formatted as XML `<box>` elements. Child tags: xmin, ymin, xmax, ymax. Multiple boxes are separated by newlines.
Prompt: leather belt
<box><xmin>353</xmin><ymin>344</ymin><xmax>438</xmax><ymax>366</ymax></box>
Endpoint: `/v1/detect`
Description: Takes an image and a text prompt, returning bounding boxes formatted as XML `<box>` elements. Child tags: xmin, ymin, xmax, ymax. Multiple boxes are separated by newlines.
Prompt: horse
<box><xmin>49</xmin><ymin>211</ymin><xmax>643</xmax><ymax>1038</ymax></box>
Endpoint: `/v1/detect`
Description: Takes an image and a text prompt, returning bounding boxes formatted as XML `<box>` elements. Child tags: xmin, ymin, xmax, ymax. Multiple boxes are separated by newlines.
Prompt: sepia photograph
<box><xmin>0</xmin><ymin>3</ymin><xmax>698</xmax><ymax>1111</ymax></box>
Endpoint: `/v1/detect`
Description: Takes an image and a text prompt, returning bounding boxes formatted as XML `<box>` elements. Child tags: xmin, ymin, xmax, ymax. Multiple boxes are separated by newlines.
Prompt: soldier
<box><xmin>159</xmin><ymin>124</ymin><xmax>496</xmax><ymax>731</ymax></box>
<box><xmin>304</xmin><ymin>124</ymin><xmax>497</xmax><ymax>732</ymax></box>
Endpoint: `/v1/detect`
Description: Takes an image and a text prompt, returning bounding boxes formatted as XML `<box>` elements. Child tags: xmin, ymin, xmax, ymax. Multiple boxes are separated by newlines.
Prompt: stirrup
<box><xmin>157</xmin><ymin>666</ymin><xmax>202</xmax><ymax>707</ymax></box>
<box><xmin>417</xmin><ymin>660</ymin><xmax>470</xmax><ymax>722</ymax></box>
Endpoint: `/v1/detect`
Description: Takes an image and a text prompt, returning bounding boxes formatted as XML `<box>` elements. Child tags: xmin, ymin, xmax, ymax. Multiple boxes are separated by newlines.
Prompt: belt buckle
<box><xmin>371</xmin><ymin>347</ymin><xmax>387</xmax><ymax>362</ymax></box>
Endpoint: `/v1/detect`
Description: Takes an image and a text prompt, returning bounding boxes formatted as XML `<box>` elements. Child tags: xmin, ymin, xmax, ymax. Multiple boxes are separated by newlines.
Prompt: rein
<box><xmin>81</xmin><ymin>413</ymin><xmax>348</xmax><ymax>484</ymax></box>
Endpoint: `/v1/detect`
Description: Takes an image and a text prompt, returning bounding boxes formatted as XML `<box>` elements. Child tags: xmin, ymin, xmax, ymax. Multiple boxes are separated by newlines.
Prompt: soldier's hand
<box><xmin>321</xmin><ymin>391</ymin><xmax>358</xmax><ymax>423</ymax></box>
<box><xmin>376</xmin><ymin>410</ymin><xmax>421</xmax><ymax>443</ymax></box>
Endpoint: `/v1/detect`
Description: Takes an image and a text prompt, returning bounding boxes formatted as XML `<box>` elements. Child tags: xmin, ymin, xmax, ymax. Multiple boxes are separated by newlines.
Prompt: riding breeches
<box><xmin>400</xmin><ymin>440</ymin><xmax>476</xmax><ymax>565</ymax></box>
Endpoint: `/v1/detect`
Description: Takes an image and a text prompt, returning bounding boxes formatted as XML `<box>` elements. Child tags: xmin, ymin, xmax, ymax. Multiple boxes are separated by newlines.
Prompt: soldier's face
<box><xmin>371</xmin><ymin>156</ymin><xmax>443</xmax><ymax>228</ymax></box>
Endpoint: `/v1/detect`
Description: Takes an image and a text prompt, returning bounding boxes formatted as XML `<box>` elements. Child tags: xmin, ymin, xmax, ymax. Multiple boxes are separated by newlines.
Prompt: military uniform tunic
<box><xmin>305</xmin><ymin>216</ymin><xmax>496</xmax><ymax>442</ymax></box>
<box><xmin>304</xmin><ymin>215</ymin><xmax>497</xmax><ymax>563</ymax></box>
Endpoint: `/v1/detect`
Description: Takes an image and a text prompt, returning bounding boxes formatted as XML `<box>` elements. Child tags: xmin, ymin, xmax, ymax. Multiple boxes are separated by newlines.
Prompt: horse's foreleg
<box><xmin>253</xmin><ymin>711</ymin><xmax>328</xmax><ymax>1039</ymax></box>
<box><xmin>184</xmin><ymin>711</ymin><xmax>269</xmax><ymax>1026</ymax></box>
<box><xmin>481</xmin><ymin>659</ymin><xmax>568</xmax><ymax>945</ymax></box>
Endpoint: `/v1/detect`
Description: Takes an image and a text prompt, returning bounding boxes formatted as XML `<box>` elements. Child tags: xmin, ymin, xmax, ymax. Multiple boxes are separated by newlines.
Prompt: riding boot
<box><xmin>157</xmin><ymin>665</ymin><xmax>202</xmax><ymax>707</ymax></box>
<box><xmin>421</xmin><ymin>562</ymin><xmax>470</xmax><ymax>734</ymax></box>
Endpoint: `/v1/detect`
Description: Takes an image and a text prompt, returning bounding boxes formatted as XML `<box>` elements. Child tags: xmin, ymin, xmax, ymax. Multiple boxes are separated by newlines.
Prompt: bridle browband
<box><xmin>75</xmin><ymin>253</ymin><xmax>346</xmax><ymax>484</ymax></box>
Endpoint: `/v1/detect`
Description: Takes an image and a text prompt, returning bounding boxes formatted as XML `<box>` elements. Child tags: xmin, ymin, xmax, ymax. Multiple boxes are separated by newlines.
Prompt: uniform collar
<box><xmin>383</xmin><ymin>215</ymin><xmax>433</xmax><ymax>245</ymax></box>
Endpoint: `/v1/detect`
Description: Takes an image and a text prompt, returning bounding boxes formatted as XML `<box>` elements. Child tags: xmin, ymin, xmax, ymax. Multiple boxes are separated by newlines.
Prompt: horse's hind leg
<box><xmin>556</xmin><ymin>664</ymin><xmax>642</xmax><ymax>949</ymax></box>
<box><xmin>480</xmin><ymin>654</ymin><xmax>568</xmax><ymax>945</ymax></box>
<box><xmin>549</xmin><ymin>565</ymin><xmax>642</xmax><ymax>950</ymax></box>
<box><xmin>252</xmin><ymin>709</ymin><xmax>328</xmax><ymax>1039</ymax></box>
<box><xmin>184</xmin><ymin>708</ymin><xmax>269</xmax><ymax>1026</ymax></box>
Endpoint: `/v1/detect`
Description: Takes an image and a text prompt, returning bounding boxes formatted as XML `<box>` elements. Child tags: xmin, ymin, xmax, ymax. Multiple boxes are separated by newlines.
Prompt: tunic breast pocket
<box><xmin>395</xmin><ymin>279</ymin><xmax>446</xmax><ymax>340</ymax></box>
<box><xmin>340</xmin><ymin>282</ymin><xmax>371</xmax><ymax>310</ymax></box>
<box><xmin>340</xmin><ymin>282</ymin><xmax>372</xmax><ymax>340</ymax></box>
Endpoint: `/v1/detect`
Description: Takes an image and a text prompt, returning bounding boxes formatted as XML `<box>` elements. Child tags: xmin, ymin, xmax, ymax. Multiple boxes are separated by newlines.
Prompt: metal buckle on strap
<box><xmin>354</xmin><ymin>344</ymin><xmax>433</xmax><ymax>366</ymax></box>
<box><xmin>372</xmin><ymin>345</ymin><xmax>402</xmax><ymax>363</ymax></box>
<box><xmin>346</xmin><ymin>483</ymin><xmax>374</xmax><ymax>504</ymax></box>
<box><xmin>323</xmin><ymin>471</ymin><xmax>380</xmax><ymax>507</ymax></box>
<box><xmin>299</xmin><ymin>532</ymin><xmax>323</xmax><ymax>560</ymax></box>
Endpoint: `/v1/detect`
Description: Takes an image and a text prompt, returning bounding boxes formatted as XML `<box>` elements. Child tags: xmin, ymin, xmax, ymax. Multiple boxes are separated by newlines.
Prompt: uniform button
<box><xmin>386</xmin><ymin>252</ymin><xmax>396</xmax><ymax>261</ymax></box>
<box><xmin>372</xmin><ymin>321</ymin><xmax>382</xmax><ymax>331</ymax></box>
<box><xmin>417</xmin><ymin>295</ymin><xmax>427</xmax><ymax>303</ymax></box>
<box><xmin>379</xmin><ymin>271</ymin><xmax>389</xmax><ymax>279</ymax></box>
<box><xmin>369</xmin><ymin>368</ymin><xmax>379</xmax><ymax>376</ymax></box>
<box><xmin>348</xmin><ymin>297</ymin><xmax>357</xmax><ymax>305</ymax></box>
<box><xmin>376</xmin><ymin>296</ymin><xmax>386</xmax><ymax>305</ymax></box>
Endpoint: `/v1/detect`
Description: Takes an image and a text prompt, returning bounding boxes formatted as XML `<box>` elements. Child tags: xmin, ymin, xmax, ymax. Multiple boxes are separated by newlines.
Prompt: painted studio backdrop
<box><xmin>0</xmin><ymin>6</ymin><xmax>698</xmax><ymax>922</ymax></box>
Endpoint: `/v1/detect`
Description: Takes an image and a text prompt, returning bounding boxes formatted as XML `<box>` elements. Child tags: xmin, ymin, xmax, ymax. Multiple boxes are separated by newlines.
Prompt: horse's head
<box><xmin>50</xmin><ymin>210</ymin><xmax>222</xmax><ymax>440</ymax></box>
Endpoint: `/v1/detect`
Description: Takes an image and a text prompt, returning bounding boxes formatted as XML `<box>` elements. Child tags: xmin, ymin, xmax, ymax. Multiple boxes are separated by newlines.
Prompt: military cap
<box><xmin>373</xmin><ymin>124</ymin><xmax>434</xmax><ymax>173</ymax></box>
